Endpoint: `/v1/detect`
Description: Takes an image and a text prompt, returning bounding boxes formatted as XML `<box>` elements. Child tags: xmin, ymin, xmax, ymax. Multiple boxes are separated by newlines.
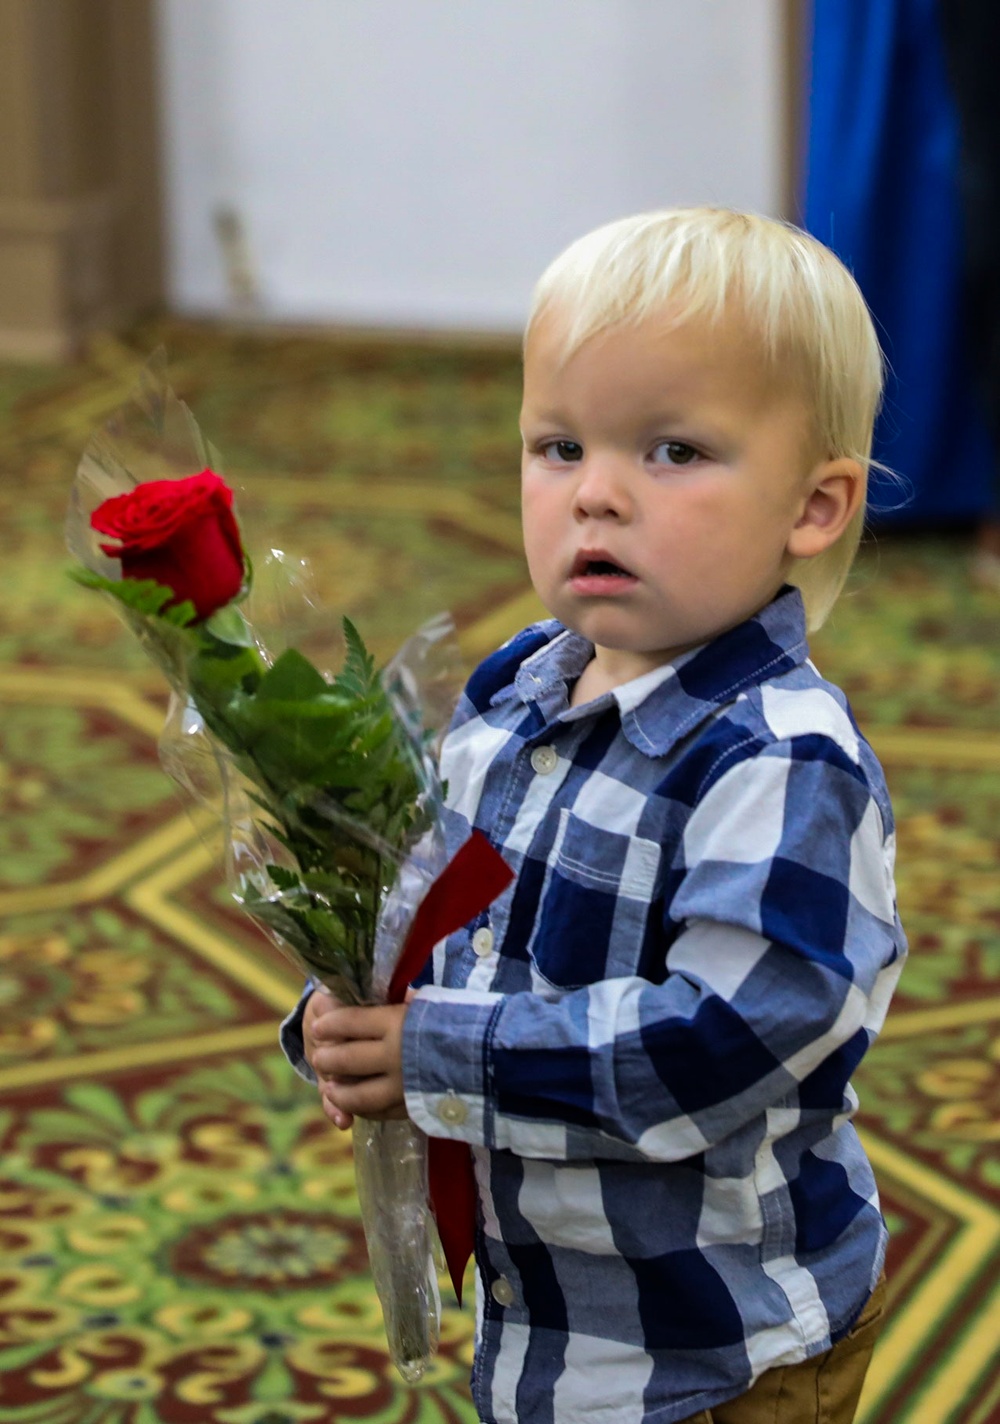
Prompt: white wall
<box><xmin>157</xmin><ymin>0</ymin><xmax>785</xmax><ymax>332</ymax></box>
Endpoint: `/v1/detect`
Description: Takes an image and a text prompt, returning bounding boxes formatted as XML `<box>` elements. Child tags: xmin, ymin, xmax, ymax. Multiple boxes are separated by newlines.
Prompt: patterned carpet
<box><xmin>1</xmin><ymin>319</ymin><xmax>998</xmax><ymax>1423</ymax></box>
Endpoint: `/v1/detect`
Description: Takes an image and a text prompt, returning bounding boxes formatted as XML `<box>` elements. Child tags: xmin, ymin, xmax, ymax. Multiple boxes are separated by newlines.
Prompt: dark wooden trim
<box><xmin>0</xmin><ymin>0</ymin><xmax>163</xmax><ymax>360</ymax></box>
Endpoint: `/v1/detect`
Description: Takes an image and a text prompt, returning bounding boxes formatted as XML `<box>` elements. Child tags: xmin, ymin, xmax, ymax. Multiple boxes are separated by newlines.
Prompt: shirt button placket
<box><xmin>491</xmin><ymin>1276</ymin><xmax>515</xmax><ymax>1307</ymax></box>
<box><xmin>472</xmin><ymin>926</ymin><xmax>494</xmax><ymax>957</ymax></box>
<box><xmin>530</xmin><ymin>745</ymin><xmax>559</xmax><ymax>775</ymax></box>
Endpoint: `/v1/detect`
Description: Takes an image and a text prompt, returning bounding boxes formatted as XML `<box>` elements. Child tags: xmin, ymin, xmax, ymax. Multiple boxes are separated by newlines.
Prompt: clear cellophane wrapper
<box><xmin>65</xmin><ymin>353</ymin><xmax>465</xmax><ymax>1381</ymax></box>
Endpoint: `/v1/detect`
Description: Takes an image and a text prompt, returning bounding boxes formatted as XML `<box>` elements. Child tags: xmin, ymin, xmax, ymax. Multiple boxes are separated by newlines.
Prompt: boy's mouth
<box><xmin>571</xmin><ymin>550</ymin><xmax>634</xmax><ymax>577</ymax></box>
<box><xmin>569</xmin><ymin>549</ymin><xmax>638</xmax><ymax>592</ymax></box>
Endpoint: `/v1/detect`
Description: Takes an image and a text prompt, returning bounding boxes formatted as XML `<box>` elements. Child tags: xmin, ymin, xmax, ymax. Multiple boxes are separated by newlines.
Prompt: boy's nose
<box><xmin>572</xmin><ymin>456</ymin><xmax>633</xmax><ymax>521</ymax></box>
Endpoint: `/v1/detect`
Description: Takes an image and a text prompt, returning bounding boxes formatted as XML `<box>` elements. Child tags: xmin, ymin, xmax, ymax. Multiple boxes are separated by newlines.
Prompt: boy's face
<box><xmin>519</xmin><ymin>307</ymin><xmax>822</xmax><ymax>688</ymax></box>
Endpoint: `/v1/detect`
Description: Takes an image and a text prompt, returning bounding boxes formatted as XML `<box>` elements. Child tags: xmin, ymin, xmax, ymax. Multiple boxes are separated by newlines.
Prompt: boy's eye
<box><xmin>540</xmin><ymin>440</ymin><xmax>584</xmax><ymax>463</ymax></box>
<box><xmin>651</xmin><ymin>440</ymin><xmax>699</xmax><ymax>466</ymax></box>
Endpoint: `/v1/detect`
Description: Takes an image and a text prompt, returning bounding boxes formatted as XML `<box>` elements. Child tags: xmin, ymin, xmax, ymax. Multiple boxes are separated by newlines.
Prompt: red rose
<box><xmin>91</xmin><ymin>469</ymin><xmax>245</xmax><ymax>621</ymax></box>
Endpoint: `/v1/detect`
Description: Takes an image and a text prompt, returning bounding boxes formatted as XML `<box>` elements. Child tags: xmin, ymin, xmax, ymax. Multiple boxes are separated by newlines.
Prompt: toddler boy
<box><xmin>282</xmin><ymin>208</ymin><xmax>906</xmax><ymax>1424</ymax></box>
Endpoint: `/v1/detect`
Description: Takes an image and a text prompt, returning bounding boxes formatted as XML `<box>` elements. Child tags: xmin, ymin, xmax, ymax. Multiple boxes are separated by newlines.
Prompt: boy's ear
<box><xmin>786</xmin><ymin>457</ymin><xmax>865</xmax><ymax>560</ymax></box>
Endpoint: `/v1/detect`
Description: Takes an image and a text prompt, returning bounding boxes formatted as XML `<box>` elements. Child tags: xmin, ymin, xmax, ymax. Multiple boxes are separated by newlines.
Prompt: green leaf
<box><xmin>68</xmin><ymin>567</ymin><xmax>198</xmax><ymax>628</ymax></box>
<box><xmin>68</xmin><ymin>565</ymin><xmax>130</xmax><ymax>593</ymax></box>
<box><xmin>241</xmin><ymin>886</ymin><xmax>316</xmax><ymax>955</ymax></box>
<box><xmin>204</xmin><ymin>602</ymin><xmax>255</xmax><ymax>646</ymax></box>
<box><xmin>256</xmin><ymin>648</ymin><xmax>331</xmax><ymax>701</ymax></box>
<box><xmin>72</xmin><ymin>599</ymin><xmax>435</xmax><ymax>999</ymax></box>
<box><xmin>334</xmin><ymin>615</ymin><xmax>377</xmax><ymax>697</ymax></box>
<box><xmin>162</xmin><ymin>597</ymin><xmax>199</xmax><ymax>627</ymax></box>
<box><xmin>301</xmin><ymin>869</ymin><xmax>366</xmax><ymax>902</ymax></box>
<box><xmin>218</xmin><ymin>697</ymin><xmax>374</xmax><ymax>789</ymax></box>
<box><xmin>186</xmin><ymin>648</ymin><xmax>268</xmax><ymax>751</ymax></box>
<box><xmin>266</xmin><ymin>864</ymin><xmax>302</xmax><ymax>891</ymax></box>
<box><xmin>192</xmin><ymin>640</ymin><xmax>264</xmax><ymax>689</ymax></box>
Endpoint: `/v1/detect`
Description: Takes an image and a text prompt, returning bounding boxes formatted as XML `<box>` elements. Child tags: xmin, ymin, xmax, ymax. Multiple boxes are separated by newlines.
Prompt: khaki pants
<box><xmin>681</xmin><ymin>1274</ymin><xmax>887</xmax><ymax>1424</ymax></box>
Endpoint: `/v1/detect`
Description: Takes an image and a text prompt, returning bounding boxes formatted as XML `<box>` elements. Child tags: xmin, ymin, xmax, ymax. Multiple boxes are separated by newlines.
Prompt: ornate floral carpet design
<box><xmin>1</xmin><ymin>320</ymin><xmax>998</xmax><ymax>1423</ymax></box>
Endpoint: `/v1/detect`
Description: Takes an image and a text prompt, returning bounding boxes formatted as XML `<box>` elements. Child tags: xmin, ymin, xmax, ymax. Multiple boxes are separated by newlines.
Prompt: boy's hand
<box><xmin>303</xmin><ymin>987</ymin><xmax>411</xmax><ymax>1131</ymax></box>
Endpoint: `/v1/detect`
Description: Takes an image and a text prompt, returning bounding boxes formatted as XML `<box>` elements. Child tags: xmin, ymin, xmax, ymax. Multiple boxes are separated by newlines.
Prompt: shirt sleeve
<box><xmin>279</xmin><ymin>979</ymin><xmax>320</xmax><ymax>1086</ymax></box>
<box><xmin>402</xmin><ymin>735</ymin><xmax>906</xmax><ymax>1162</ymax></box>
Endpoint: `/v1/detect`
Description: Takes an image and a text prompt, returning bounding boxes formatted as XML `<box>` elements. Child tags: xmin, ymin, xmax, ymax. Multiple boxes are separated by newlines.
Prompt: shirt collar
<box><xmin>502</xmin><ymin>585</ymin><xmax>810</xmax><ymax>757</ymax></box>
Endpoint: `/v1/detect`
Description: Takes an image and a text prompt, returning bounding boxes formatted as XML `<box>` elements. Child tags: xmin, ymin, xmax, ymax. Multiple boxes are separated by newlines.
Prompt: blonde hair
<box><xmin>523</xmin><ymin>207</ymin><xmax>884</xmax><ymax>630</ymax></box>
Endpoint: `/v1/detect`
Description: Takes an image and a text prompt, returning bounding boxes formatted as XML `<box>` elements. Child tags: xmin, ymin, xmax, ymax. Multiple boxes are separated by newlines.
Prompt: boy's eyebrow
<box><xmin>520</xmin><ymin>406</ymin><xmax>573</xmax><ymax>426</ymax></box>
<box><xmin>521</xmin><ymin>404</ymin><xmax>696</xmax><ymax>431</ymax></box>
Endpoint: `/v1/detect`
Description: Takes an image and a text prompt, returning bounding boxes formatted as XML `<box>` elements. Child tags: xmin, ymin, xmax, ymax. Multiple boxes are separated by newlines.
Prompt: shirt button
<box><xmin>530</xmin><ymin>745</ymin><xmax>558</xmax><ymax>775</ymax></box>
<box><xmin>436</xmin><ymin>1094</ymin><xmax>468</xmax><ymax>1126</ymax></box>
<box><xmin>491</xmin><ymin>1276</ymin><xmax>515</xmax><ymax>1306</ymax></box>
<box><xmin>472</xmin><ymin>926</ymin><xmax>494</xmax><ymax>957</ymax></box>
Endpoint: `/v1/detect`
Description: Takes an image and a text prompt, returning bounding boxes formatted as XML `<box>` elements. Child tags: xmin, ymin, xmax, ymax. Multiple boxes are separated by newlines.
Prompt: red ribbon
<box><xmin>387</xmin><ymin>829</ymin><xmax>513</xmax><ymax>1304</ymax></box>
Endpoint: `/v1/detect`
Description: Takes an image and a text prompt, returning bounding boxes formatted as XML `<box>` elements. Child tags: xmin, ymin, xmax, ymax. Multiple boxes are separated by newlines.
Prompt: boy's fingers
<box><xmin>311</xmin><ymin>1040</ymin><xmax>388</xmax><ymax>1079</ymax></box>
<box><xmin>305</xmin><ymin>1010</ymin><xmax>348</xmax><ymax>1045</ymax></box>
<box><xmin>324</xmin><ymin>1075</ymin><xmax>404</xmax><ymax>1119</ymax></box>
<box><xmin>303</xmin><ymin>985</ymin><xmax>339</xmax><ymax>1023</ymax></box>
<box><xmin>307</xmin><ymin>1004</ymin><xmax>393</xmax><ymax>1043</ymax></box>
<box><xmin>319</xmin><ymin>1094</ymin><xmax>354</xmax><ymax>1131</ymax></box>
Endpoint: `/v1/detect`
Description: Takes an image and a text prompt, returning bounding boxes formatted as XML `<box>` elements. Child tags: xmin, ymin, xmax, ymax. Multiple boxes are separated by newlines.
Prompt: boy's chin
<box><xmin>553</xmin><ymin>603</ymin><xmax>678</xmax><ymax>653</ymax></box>
<box><xmin>573</xmin><ymin>616</ymin><xmax>720</xmax><ymax>672</ymax></box>
<box><xmin>560</xmin><ymin>618</ymin><xmax>691</xmax><ymax>669</ymax></box>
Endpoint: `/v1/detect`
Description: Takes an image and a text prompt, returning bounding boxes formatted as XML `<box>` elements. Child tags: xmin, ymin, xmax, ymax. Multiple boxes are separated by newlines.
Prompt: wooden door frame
<box><xmin>0</xmin><ymin>0</ymin><xmax>163</xmax><ymax>360</ymax></box>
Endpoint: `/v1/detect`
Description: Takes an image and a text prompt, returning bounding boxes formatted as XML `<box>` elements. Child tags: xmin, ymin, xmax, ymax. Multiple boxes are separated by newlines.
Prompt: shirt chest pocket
<box><xmin>528</xmin><ymin>808</ymin><xmax>663</xmax><ymax>990</ymax></box>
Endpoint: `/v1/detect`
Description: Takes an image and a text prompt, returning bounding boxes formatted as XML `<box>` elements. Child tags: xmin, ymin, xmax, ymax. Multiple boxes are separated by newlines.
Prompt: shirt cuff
<box><xmin>402</xmin><ymin>985</ymin><xmax>505</xmax><ymax>1144</ymax></box>
<box><xmin>279</xmin><ymin>979</ymin><xmax>319</xmax><ymax>1086</ymax></box>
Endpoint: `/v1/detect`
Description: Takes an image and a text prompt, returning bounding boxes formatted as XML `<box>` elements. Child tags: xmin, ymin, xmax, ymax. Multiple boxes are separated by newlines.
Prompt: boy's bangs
<box><xmin>527</xmin><ymin>211</ymin><xmax>825</xmax><ymax>380</ymax></box>
<box><xmin>529</xmin><ymin>225</ymin><xmax>729</xmax><ymax>366</ymax></box>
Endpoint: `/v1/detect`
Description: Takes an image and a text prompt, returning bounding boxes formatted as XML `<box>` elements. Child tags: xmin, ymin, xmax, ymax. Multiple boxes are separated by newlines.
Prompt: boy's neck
<box><xmin>569</xmin><ymin>658</ymin><xmax>610</xmax><ymax>708</ymax></box>
<box><xmin>568</xmin><ymin>583</ymin><xmax>797</xmax><ymax>709</ymax></box>
<box><xmin>569</xmin><ymin>650</ymin><xmax>672</xmax><ymax>708</ymax></box>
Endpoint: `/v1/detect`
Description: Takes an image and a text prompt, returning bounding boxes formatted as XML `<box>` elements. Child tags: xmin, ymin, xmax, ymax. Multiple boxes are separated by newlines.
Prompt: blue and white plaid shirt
<box><xmin>281</xmin><ymin>586</ymin><xmax>906</xmax><ymax>1424</ymax></box>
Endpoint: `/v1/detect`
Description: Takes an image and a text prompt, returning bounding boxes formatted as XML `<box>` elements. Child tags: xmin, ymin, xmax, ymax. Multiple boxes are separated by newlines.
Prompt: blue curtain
<box><xmin>805</xmin><ymin>0</ymin><xmax>995</xmax><ymax>524</ymax></box>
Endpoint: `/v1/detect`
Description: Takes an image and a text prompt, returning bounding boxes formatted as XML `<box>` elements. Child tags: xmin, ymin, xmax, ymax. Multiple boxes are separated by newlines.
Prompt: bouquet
<box><xmin>65</xmin><ymin>357</ymin><xmax>511</xmax><ymax>1381</ymax></box>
